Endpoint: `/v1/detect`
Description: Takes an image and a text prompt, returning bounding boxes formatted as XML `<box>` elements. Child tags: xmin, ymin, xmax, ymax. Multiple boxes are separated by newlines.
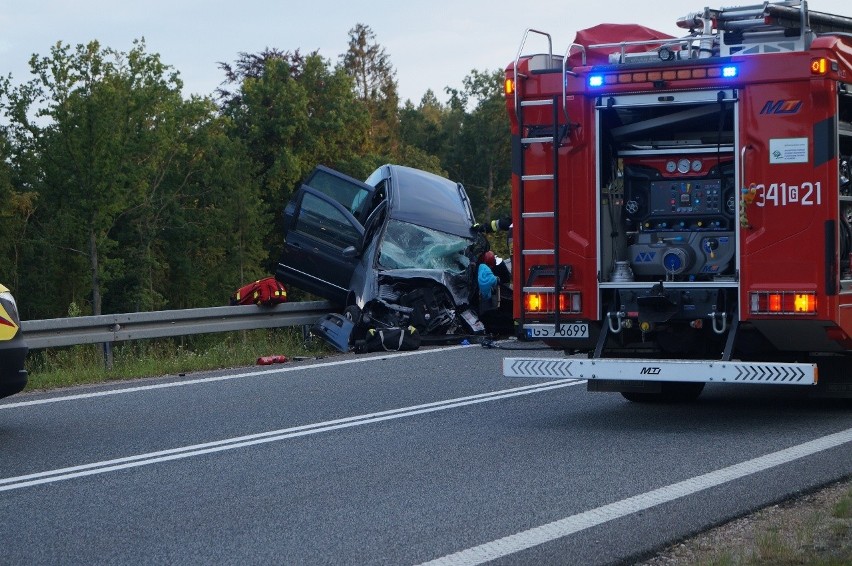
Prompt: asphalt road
<box><xmin>0</xmin><ymin>343</ymin><xmax>850</xmax><ymax>565</ymax></box>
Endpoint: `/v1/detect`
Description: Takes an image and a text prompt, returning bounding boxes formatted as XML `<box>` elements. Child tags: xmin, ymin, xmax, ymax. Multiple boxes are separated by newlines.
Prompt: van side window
<box><xmin>306</xmin><ymin>169</ymin><xmax>371</xmax><ymax>220</ymax></box>
<box><xmin>295</xmin><ymin>193</ymin><xmax>360</xmax><ymax>249</ymax></box>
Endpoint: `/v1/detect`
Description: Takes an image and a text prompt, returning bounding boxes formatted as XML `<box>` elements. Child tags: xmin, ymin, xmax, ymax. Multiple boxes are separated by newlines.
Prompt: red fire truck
<box><xmin>502</xmin><ymin>1</ymin><xmax>852</xmax><ymax>400</ymax></box>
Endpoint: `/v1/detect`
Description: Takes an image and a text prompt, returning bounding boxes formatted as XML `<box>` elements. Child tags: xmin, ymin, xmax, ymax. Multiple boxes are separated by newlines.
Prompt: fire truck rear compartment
<box><xmin>597</xmin><ymin>93</ymin><xmax>737</xmax><ymax>284</ymax></box>
<box><xmin>592</xmin><ymin>91</ymin><xmax>743</xmax><ymax>362</ymax></box>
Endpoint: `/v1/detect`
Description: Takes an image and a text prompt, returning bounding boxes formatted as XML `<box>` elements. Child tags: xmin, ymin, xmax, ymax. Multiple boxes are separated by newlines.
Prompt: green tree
<box><xmin>140</xmin><ymin>134</ymin><xmax>266</xmax><ymax>309</ymax></box>
<box><xmin>0</xmin><ymin>125</ymin><xmax>37</xmax><ymax>292</ymax></box>
<box><xmin>5</xmin><ymin>40</ymin><xmax>158</xmax><ymax>315</ymax></box>
<box><xmin>218</xmin><ymin>49</ymin><xmax>370</xmax><ymax>268</ymax></box>
<box><xmin>399</xmin><ymin>90</ymin><xmax>447</xmax><ymax>159</ymax></box>
<box><xmin>442</xmin><ymin>70</ymin><xmax>511</xmax><ymax>223</ymax></box>
<box><xmin>105</xmin><ymin>102</ymin><xmax>268</xmax><ymax>312</ymax></box>
<box><xmin>0</xmin><ymin>39</ymin><xmax>266</xmax><ymax>317</ymax></box>
<box><xmin>27</xmin><ymin>39</ymin><xmax>204</xmax><ymax>316</ymax></box>
<box><xmin>339</xmin><ymin>24</ymin><xmax>400</xmax><ymax>159</ymax></box>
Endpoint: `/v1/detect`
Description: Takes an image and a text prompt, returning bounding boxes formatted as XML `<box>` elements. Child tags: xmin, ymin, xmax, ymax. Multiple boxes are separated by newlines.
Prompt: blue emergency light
<box><xmin>587</xmin><ymin>64</ymin><xmax>737</xmax><ymax>89</ymax></box>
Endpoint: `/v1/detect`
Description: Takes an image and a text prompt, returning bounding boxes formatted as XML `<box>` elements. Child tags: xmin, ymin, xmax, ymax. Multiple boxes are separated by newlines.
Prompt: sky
<box><xmin>1</xmin><ymin>0</ymin><xmax>850</xmax><ymax>105</ymax></box>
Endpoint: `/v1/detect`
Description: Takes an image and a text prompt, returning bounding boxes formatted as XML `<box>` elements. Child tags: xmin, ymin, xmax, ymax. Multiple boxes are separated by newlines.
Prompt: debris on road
<box><xmin>256</xmin><ymin>355</ymin><xmax>289</xmax><ymax>365</ymax></box>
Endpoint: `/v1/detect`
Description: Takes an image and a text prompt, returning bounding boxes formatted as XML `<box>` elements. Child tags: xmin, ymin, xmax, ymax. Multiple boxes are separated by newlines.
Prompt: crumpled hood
<box><xmin>375</xmin><ymin>268</ymin><xmax>472</xmax><ymax>307</ymax></box>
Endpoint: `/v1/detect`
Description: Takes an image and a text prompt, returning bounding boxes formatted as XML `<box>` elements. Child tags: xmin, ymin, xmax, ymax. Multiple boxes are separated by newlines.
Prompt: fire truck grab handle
<box><xmin>513</xmin><ymin>29</ymin><xmax>553</xmax><ymax>118</ymax></box>
<box><xmin>740</xmin><ymin>144</ymin><xmax>753</xmax><ymax>192</ymax></box>
<box><xmin>711</xmin><ymin>311</ymin><xmax>728</xmax><ymax>334</ymax></box>
<box><xmin>562</xmin><ymin>43</ymin><xmax>586</xmax><ymax>123</ymax></box>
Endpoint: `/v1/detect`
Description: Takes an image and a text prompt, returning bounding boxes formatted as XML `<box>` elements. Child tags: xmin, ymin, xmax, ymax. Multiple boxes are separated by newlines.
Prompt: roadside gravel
<box><xmin>637</xmin><ymin>477</ymin><xmax>852</xmax><ymax>565</ymax></box>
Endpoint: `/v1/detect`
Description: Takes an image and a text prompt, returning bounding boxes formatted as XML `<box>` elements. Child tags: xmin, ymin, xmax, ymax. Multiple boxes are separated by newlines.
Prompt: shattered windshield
<box><xmin>378</xmin><ymin>219</ymin><xmax>471</xmax><ymax>273</ymax></box>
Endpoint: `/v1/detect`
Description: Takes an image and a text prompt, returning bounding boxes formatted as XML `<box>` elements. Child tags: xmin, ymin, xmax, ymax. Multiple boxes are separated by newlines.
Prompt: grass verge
<box><xmin>24</xmin><ymin>328</ymin><xmax>333</xmax><ymax>391</ymax></box>
<box><xmin>640</xmin><ymin>478</ymin><xmax>852</xmax><ymax>565</ymax></box>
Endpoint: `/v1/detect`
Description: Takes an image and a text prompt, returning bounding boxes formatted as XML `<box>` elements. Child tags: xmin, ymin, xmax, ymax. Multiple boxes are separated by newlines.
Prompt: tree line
<box><xmin>0</xmin><ymin>25</ymin><xmax>511</xmax><ymax>320</ymax></box>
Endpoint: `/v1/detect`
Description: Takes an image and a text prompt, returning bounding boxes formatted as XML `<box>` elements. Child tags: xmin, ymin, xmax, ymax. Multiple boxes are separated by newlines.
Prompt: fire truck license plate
<box><xmin>525</xmin><ymin>323</ymin><xmax>589</xmax><ymax>339</ymax></box>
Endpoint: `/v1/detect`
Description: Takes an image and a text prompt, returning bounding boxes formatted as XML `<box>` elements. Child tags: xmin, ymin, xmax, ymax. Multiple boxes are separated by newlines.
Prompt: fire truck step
<box><xmin>521</xmin><ymin>174</ymin><xmax>554</xmax><ymax>181</ymax></box>
<box><xmin>522</xmin><ymin>212</ymin><xmax>554</xmax><ymax>218</ymax></box>
<box><xmin>520</xmin><ymin>99</ymin><xmax>554</xmax><ymax>107</ymax></box>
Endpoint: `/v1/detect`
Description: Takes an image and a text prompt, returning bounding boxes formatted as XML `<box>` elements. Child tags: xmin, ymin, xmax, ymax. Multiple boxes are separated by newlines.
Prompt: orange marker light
<box><xmin>794</xmin><ymin>293</ymin><xmax>816</xmax><ymax>313</ymax></box>
<box><xmin>750</xmin><ymin>291</ymin><xmax>816</xmax><ymax>315</ymax></box>
<box><xmin>525</xmin><ymin>293</ymin><xmax>543</xmax><ymax>312</ymax></box>
<box><xmin>768</xmin><ymin>294</ymin><xmax>782</xmax><ymax>312</ymax></box>
<box><xmin>504</xmin><ymin>78</ymin><xmax>515</xmax><ymax>95</ymax></box>
<box><xmin>810</xmin><ymin>58</ymin><xmax>828</xmax><ymax>75</ymax></box>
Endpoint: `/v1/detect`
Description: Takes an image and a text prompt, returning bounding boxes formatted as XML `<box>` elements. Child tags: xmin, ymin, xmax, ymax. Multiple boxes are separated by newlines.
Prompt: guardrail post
<box><xmin>103</xmin><ymin>342</ymin><xmax>114</xmax><ymax>370</ymax></box>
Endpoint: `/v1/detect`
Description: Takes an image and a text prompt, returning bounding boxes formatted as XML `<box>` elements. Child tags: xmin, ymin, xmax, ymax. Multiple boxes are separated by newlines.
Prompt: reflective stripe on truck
<box><xmin>503</xmin><ymin>358</ymin><xmax>817</xmax><ymax>385</ymax></box>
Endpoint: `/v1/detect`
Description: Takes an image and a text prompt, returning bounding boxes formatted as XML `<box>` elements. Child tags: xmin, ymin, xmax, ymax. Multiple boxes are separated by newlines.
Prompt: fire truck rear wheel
<box><xmin>621</xmin><ymin>382</ymin><xmax>705</xmax><ymax>403</ymax></box>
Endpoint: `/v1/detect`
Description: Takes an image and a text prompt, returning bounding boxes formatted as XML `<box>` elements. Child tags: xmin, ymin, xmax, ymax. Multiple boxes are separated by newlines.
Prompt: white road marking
<box><xmin>0</xmin><ymin>380</ymin><xmax>584</xmax><ymax>492</ymax></box>
<box><xmin>2</xmin><ymin>344</ymin><xmax>486</xmax><ymax>409</ymax></box>
<box><xmin>418</xmin><ymin>427</ymin><xmax>852</xmax><ymax>566</ymax></box>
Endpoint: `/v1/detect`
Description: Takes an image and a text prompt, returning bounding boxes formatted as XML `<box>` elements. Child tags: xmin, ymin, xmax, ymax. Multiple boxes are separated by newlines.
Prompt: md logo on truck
<box><xmin>759</xmin><ymin>99</ymin><xmax>803</xmax><ymax>115</ymax></box>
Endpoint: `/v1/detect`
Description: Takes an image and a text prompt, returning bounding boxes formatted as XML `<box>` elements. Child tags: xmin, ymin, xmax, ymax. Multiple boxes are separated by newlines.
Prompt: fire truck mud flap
<box><xmin>502</xmin><ymin>357</ymin><xmax>818</xmax><ymax>386</ymax></box>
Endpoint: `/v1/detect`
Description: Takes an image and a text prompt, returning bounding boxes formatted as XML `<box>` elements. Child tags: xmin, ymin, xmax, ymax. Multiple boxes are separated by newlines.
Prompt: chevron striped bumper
<box><xmin>503</xmin><ymin>357</ymin><xmax>818</xmax><ymax>385</ymax></box>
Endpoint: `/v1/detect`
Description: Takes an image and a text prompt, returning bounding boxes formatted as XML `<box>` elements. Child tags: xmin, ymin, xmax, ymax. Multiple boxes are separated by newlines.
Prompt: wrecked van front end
<box><xmin>276</xmin><ymin>164</ymin><xmax>510</xmax><ymax>349</ymax></box>
<box><xmin>347</xmin><ymin>212</ymin><xmax>486</xmax><ymax>337</ymax></box>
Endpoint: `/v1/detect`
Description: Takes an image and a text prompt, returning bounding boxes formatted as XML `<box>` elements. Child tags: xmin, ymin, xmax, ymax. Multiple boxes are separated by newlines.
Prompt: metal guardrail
<box><xmin>21</xmin><ymin>301</ymin><xmax>336</xmax><ymax>349</ymax></box>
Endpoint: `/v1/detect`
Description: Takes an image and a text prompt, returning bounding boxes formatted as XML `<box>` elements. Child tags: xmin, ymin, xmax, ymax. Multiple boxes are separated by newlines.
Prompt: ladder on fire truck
<box><xmin>511</xmin><ymin>30</ymin><xmax>577</xmax><ymax>332</ymax></box>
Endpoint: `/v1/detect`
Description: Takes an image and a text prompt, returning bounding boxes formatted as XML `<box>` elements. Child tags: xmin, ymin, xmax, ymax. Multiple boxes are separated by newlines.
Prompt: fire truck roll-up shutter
<box><xmin>595</xmin><ymin>90</ymin><xmax>737</xmax><ymax>109</ymax></box>
<box><xmin>503</xmin><ymin>357</ymin><xmax>817</xmax><ymax>386</ymax></box>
